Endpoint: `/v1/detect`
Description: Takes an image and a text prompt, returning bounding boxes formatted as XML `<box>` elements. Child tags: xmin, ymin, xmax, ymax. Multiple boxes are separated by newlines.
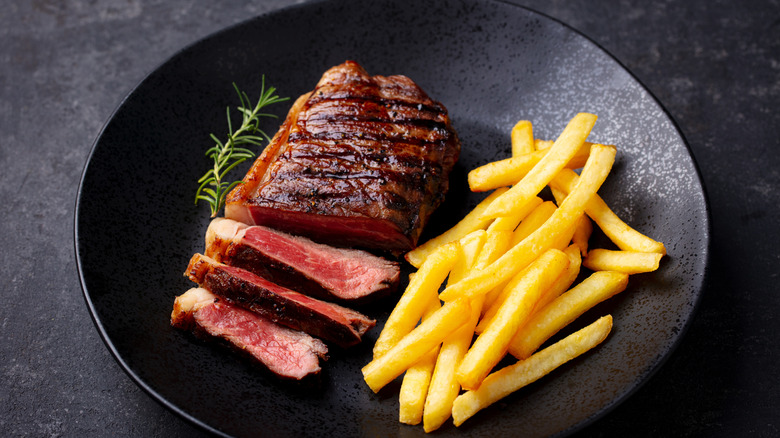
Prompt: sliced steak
<box><xmin>225</xmin><ymin>60</ymin><xmax>460</xmax><ymax>253</ymax></box>
<box><xmin>186</xmin><ymin>253</ymin><xmax>376</xmax><ymax>348</ymax></box>
<box><xmin>171</xmin><ymin>287</ymin><xmax>327</xmax><ymax>380</ymax></box>
<box><xmin>205</xmin><ymin>218</ymin><xmax>400</xmax><ymax>303</ymax></box>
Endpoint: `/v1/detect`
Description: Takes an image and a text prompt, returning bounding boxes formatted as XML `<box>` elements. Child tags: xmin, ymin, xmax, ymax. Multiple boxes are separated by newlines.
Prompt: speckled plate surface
<box><xmin>75</xmin><ymin>0</ymin><xmax>709</xmax><ymax>436</ymax></box>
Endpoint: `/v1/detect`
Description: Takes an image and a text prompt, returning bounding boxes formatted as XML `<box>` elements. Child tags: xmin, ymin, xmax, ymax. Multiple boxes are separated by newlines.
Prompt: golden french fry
<box><xmin>511</xmin><ymin>120</ymin><xmax>534</xmax><ymax>156</ymax></box>
<box><xmin>476</xmin><ymin>263</ymin><xmax>532</xmax><ymax>334</ymax></box>
<box><xmin>439</xmin><ymin>144</ymin><xmax>616</xmax><ymax>302</ymax></box>
<box><xmin>469</xmin><ymin>149</ymin><xmax>546</xmax><ymax>192</ymax></box>
<box><xmin>508</xmin><ymin>271</ymin><xmax>628</xmax><ymax>360</ymax></box>
<box><xmin>553</xmin><ymin>183</ymin><xmax>593</xmax><ymax>256</ymax></box>
<box><xmin>487</xmin><ymin>196</ymin><xmax>543</xmax><ymax>234</ymax></box>
<box><xmin>482</xmin><ymin>210</ymin><xmax>566</xmax><ymax>314</ymax></box>
<box><xmin>511</xmin><ymin>200</ymin><xmax>557</xmax><ymax>247</ymax></box>
<box><xmin>472</xmin><ymin>230</ymin><xmax>516</xmax><ymax>317</ymax></box>
<box><xmin>583</xmin><ymin>249</ymin><xmax>663</xmax><ymax>274</ymax></box>
<box><xmin>534</xmin><ymin>139</ymin><xmax>554</xmax><ymax>149</ymax></box>
<box><xmin>550</xmin><ymin>168</ymin><xmax>667</xmax><ymax>255</ymax></box>
<box><xmin>468</xmin><ymin>141</ymin><xmax>593</xmax><ymax>192</ymax></box>
<box><xmin>374</xmin><ymin>241</ymin><xmax>460</xmax><ymax>358</ymax></box>
<box><xmin>422</xmin><ymin>293</ymin><xmax>484</xmax><ymax>432</ymax></box>
<box><xmin>479</xmin><ymin>113</ymin><xmax>597</xmax><ymax>219</ymax></box>
<box><xmin>573</xmin><ymin>213</ymin><xmax>593</xmax><ymax>256</ymax></box>
<box><xmin>452</xmin><ymin>315</ymin><xmax>613</xmax><ymax>427</ymax></box>
<box><xmin>483</xmin><ymin>220</ymin><xmax>577</xmax><ymax>321</ymax></box>
<box><xmin>537</xmin><ymin>139</ymin><xmax>593</xmax><ymax>169</ymax></box>
<box><xmin>450</xmin><ymin>200</ymin><xmax>539</xmax><ymax>314</ymax></box>
<box><xmin>478</xmin><ymin>243</ymin><xmax>581</xmax><ymax>334</ymax></box>
<box><xmin>399</xmin><ymin>300</ymin><xmax>441</xmax><ymax>425</ymax></box>
<box><xmin>446</xmin><ymin>230</ymin><xmax>487</xmax><ymax>287</ymax></box>
<box><xmin>456</xmin><ymin>249</ymin><xmax>569</xmax><ymax>390</ymax></box>
<box><xmin>534</xmin><ymin>244</ymin><xmax>582</xmax><ymax>312</ymax></box>
<box><xmin>422</xmin><ymin>337</ymin><xmax>468</xmax><ymax>431</ymax></box>
<box><xmin>406</xmin><ymin>188</ymin><xmax>508</xmax><ymax>268</ymax></box>
<box><xmin>474</xmin><ymin>231</ymin><xmax>513</xmax><ymax>270</ymax></box>
<box><xmin>362</xmin><ymin>298</ymin><xmax>471</xmax><ymax>393</ymax></box>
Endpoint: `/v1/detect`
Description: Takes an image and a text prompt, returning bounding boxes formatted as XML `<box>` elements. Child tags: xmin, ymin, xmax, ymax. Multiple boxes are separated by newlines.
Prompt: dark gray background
<box><xmin>1</xmin><ymin>0</ymin><xmax>777</xmax><ymax>436</ymax></box>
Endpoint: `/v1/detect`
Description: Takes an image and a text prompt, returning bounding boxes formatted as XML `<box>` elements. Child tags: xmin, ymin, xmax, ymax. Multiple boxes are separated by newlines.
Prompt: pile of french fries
<box><xmin>361</xmin><ymin>113</ymin><xmax>666</xmax><ymax>432</ymax></box>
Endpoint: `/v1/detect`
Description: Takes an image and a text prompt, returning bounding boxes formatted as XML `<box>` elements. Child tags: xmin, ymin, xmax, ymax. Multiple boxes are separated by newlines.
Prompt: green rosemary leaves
<box><xmin>195</xmin><ymin>77</ymin><xmax>288</xmax><ymax>217</ymax></box>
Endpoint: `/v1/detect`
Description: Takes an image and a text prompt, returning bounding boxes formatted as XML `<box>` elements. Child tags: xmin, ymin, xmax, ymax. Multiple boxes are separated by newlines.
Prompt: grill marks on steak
<box><xmin>171</xmin><ymin>288</ymin><xmax>327</xmax><ymax>380</ymax></box>
<box><xmin>225</xmin><ymin>61</ymin><xmax>460</xmax><ymax>252</ymax></box>
<box><xmin>173</xmin><ymin>61</ymin><xmax>460</xmax><ymax>379</ymax></box>
<box><xmin>205</xmin><ymin>218</ymin><xmax>400</xmax><ymax>303</ymax></box>
<box><xmin>186</xmin><ymin>253</ymin><xmax>376</xmax><ymax>348</ymax></box>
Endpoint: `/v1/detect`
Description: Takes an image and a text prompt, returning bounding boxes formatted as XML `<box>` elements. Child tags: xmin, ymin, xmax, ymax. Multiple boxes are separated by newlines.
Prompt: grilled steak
<box><xmin>225</xmin><ymin>61</ymin><xmax>460</xmax><ymax>253</ymax></box>
<box><xmin>186</xmin><ymin>253</ymin><xmax>376</xmax><ymax>348</ymax></box>
<box><xmin>171</xmin><ymin>287</ymin><xmax>327</xmax><ymax>380</ymax></box>
<box><xmin>205</xmin><ymin>218</ymin><xmax>400</xmax><ymax>303</ymax></box>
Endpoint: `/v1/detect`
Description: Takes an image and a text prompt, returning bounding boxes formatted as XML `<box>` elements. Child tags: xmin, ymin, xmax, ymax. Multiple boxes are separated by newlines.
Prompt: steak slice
<box><xmin>186</xmin><ymin>253</ymin><xmax>376</xmax><ymax>348</ymax></box>
<box><xmin>171</xmin><ymin>287</ymin><xmax>327</xmax><ymax>380</ymax></box>
<box><xmin>225</xmin><ymin>60</ymin><xmax>460</xmax><ymax>253</ymax></box>
<box><xmin>205</xmin><ymin>218</ymin><xmax>400</xmax><ymax>303</ymax></box>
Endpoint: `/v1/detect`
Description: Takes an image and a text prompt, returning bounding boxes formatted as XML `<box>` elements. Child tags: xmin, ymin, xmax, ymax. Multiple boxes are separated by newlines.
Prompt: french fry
<box><xmin>362</xmin><ymin>298</ymin><xmax>471</xmax><ymax>393</ymax></box>
<box><xmin>487</xmin><ymin>196</ymin><xmax>543</xmax><ymax>233</ymax></box>
<box><xmin>454</xmin><ymin>196</ymin><xmax>540</xmax><ymax>297</ymax></box>
<box><xmin>473</xmin><ymin>230</ymin><xmax>516</xmax><ymax>316</ymax></box>
<box><xmin>534</xmin><ymin>139</ymin><xmax>554</xmax><ymax>149</ymax></box>
<box><xmin>550</xmin><ymin>168</ymin><xmax>667</xmax><ymax>255</ymax></box>
<box><xmin>478</xmin><ymin>112</ymin><xmax>597</xmax><ymax>218</ymax></box>
<box><xmin>508</xmin><ymin>271</ymin><xmax>628</xmax><ymax>360</ymax></box>
<box><xmin>438</xmin><ymin>144</ymin><xmax>616</xmax><ymax>302</ymax></box>
<box><xmin>447</xmin><ymin>230</ymin><xmax>487</xmax><ymax>287</ymax></box>
<box><xmin>406</xmin><ymin>188</ymin><xmax>508</xmax><ymax>268</ymax></box>
<box><xmin>537</xmin><ymin>139</ymin><xmax>593</xmax><ymax>168</ymax></box>
<box><xmin>478</xmin><ymin>243</ymin><xmax>581</xmax><ymax>334</ymax></box>
<box><xmin>553</xmin><ymin>183</ymin><xmax>593</xmax><ymax>256</ymax></box>
<box><xmin>534</xmin><ymin>244</ymin><xmax>582</xmax><ymax>312</ymax></box>
<box><xmin>399</xmin><ymin>300</ymin><xmax>441</xmax><ymax>425</ymax></box>
<box><xmin>374</xmin><ymin>241</ymin><xmax>459</xmax><ymax>359</ymax></box>
<box><xmin>452</xmin><ymin>315</ymin><xmax>613</xmax><ymax>427</ymax></box>
<box><xmin>583</xmin><ymin>249</ymin><xmax>663</xmax><ymax>274</ymax></box>
<box><xmin>474</xmin><ymin>231</ymin><xmax>513</xmax><ymax>270</ymax></box>
<box><xmin>511</xmin><ymin>200</ymin><xmax>557</xmax><ymax>247</ymax></box>
<box><xmin>572</xmin><ymin>215</ymin><xmax>593</xmax><ymax>256</ymax></box>
<box><xmin>423</xmin><ymin>332</ymin><xmax>471</xmax><ymax>431</ymax></box>
<box><xmin>468</xmin><ymin>141</ymin><xmax>593</xmax><ymax>192</ymax></box>
<box><xmin>476</xmin><ymin>264</ymin><xmax>532</xmax><ymax>334</ymax></box>
<box><xmin>511</xmin><ymin>120</ymin><xmax>535</xmax><ymax>156</ymax></box>
<box><xmin>421</xmin><ymin>307</ymin><xmax>475</xmax><ymax>431</ymax></box>
<box><xmin>469</xmin><ymin>149</ymin><xmax>546</xmax><ymax>192</ymax></box>
<box><xmin>422</xmin><ymin>293</ymin><xmax>484</xmax><ymax>432</ymax></box>
<box><xmin>456</xmin><ymin>249</ymin><xmax>569</xmax><ymax>390</ymax></box>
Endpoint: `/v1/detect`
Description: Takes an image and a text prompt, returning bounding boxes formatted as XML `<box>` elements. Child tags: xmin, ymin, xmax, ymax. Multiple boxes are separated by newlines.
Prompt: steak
<box><xmin>186</xmin><ymin>253</ymin><xmax>376</xmax><ymax>348</ymax></box>
<box><xmin>171</xmin><ymin>287</ymin><xmax>327</xmax><ymax>380</ymax></box>
<box><xmin>205</xmin><ymin>218</ymin><xmax>400</xmax><ymax>303</ymax></box>
<box><xmin>225</xmin><ymin>60</ymin><xmax>460</xmax><ymax>253</ymax></box>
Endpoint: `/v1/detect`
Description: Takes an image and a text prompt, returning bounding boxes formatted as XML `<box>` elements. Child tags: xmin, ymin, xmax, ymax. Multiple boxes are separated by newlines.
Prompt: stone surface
<box><xmin>0</xmin><ymin>0</ymin><xmax>777</xmax><ymax>436</ymax></box>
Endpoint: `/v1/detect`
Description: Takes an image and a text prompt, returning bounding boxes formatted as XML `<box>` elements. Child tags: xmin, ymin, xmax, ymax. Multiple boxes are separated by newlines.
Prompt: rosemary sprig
<box><xmin>195</xmin><ymin>77</ymin><xmax>288</xmax><ymax>217</ymax></box>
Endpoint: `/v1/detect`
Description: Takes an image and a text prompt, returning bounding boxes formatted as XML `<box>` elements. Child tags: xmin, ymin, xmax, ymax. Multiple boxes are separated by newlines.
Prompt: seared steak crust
<box><xmin>226</xmin><ymin>61</ymin><xmax>460</xmax><ymax>252</ymax></box>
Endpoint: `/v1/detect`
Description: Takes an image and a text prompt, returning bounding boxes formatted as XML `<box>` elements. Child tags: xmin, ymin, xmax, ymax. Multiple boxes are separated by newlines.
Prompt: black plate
<box><xmin>75</xmin><ymin>0</ymin><xmax>709</xmax><ymax>436</ymax></box>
